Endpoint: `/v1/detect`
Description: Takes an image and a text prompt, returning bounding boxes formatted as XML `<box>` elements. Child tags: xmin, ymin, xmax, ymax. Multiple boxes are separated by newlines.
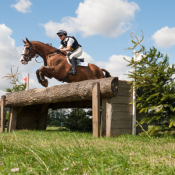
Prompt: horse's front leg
<box><xmin>36</xmin><ymin>70</ymin><xmax>42</xmax><ymax>83</ymax></box>
<box><xmin>36</xmin><ymin>69</ymin><xmax>47</xmax><ymax>87</ymax></box>
<box><xmin>37</xmin><ymin>66</ymin><xmax>55</xmax><ymax>87</ymax></box>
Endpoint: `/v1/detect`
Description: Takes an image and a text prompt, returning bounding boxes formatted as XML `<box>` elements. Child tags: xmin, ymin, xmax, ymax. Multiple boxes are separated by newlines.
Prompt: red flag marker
<box><xmin>24</xmin><ymin>77</ymin><xmax>27</xmax><ymax>82</ymax></box>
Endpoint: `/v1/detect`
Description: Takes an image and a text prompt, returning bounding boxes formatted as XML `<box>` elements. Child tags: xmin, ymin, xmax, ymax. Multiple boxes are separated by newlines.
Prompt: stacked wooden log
<box><xmin>1</xmin><ymin>77</ymin><xmax>118</xmax><ymax>107</ymax></box>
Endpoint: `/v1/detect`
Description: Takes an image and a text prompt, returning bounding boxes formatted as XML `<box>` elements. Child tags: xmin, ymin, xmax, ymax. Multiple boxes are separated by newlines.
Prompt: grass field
<box><xmin>0</xmin><ymin>127</ymin><xmax>175</xmax><ymax>174</ymax></box>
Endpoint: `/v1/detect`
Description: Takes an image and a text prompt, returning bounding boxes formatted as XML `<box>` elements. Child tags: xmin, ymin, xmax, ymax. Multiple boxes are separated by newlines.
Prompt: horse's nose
<box><xmin>20</xmin><ymin>59</ymin><xmax>25</xmax><ymax>64</ymax></box>
<box><xmin>20</xmin><ymin>55</ymin><xmax>25</xmax><ymax>62</ymax></box>
<box><xmin>20</xmin><ymin>58</ymin><xmax>24</xmax><ymax>62</ymax></box>
<box><xmin>20</xmin><ymin>57</ymin><xmax>26</xmax><ymax>64</ymax></box>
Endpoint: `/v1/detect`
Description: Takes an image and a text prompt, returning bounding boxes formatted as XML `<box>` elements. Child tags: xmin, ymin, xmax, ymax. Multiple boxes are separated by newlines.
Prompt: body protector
<box><xmin>61</xmin><ymin>36</ymin><xmax>81</xmax><ymax>52</ymax></box>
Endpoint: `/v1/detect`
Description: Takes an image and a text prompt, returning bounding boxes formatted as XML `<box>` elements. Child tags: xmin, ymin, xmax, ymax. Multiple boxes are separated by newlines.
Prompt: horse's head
<box><xmin>20</xmin><ymin>38</ymin><xmax>37</xmax><ymax>65</ymax></box>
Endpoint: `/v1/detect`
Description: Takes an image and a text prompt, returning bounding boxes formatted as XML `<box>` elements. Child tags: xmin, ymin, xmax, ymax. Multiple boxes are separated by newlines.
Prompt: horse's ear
<box><xmin>26</xmin><ymin>38</ymin><xmax>30</xmax><ymax>43</ymax></box>
<box><xmin>22</xmin><ymin>39</ymin><xmax>26</xmax><ymax>44</ymax></box>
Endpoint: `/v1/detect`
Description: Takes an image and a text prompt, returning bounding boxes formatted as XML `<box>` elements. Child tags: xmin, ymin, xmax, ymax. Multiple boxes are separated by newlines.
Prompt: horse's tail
<box><xmin>101</xmin><ymin>69</ymin><xmax>111</xmax><ymax>78</ymax></box>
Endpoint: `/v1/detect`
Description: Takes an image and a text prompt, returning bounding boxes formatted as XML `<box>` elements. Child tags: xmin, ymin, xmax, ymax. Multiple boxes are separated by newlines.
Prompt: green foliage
<box><xmin>64</xmin><ymin>108</ymin><xmax>92</xmax><ymax>132</ymax></box>
<box><xmin>2</xmin><ymin>65</ymin><xmax>26</xmax><ymax>92</ymax></box>
<box><xmin>48</xmin><ymin>120</ymin><xmax>60</xmax><ymax>126</ymax></box>
<box><xmin>47</xmin><ymin>108</ymin><xmax>92</xmax><ymax>132</ymax></box>
<box><xmin>47</xmin><ymin>108</ymin><xmax>68</xmax><ymax>126</ymax></box>
<box><xmin>125</xmin><ymin>31</ymin><xmax>175</xmax><ymax>136</ymax></box>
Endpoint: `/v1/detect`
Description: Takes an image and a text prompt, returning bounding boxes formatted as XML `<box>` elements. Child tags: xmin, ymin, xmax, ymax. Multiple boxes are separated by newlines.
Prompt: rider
<box><xmin>56</xmin><ymin>30</ymin><xmax>82</xmax><ymax>75</ymax></box>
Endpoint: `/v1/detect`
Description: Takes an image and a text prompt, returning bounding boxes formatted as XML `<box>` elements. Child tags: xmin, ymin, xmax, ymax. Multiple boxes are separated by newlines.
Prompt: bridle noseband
<box><xmin>21</xmin><ymin>42</ymin><xmax>35</xmax><ymax>62</ymax></box>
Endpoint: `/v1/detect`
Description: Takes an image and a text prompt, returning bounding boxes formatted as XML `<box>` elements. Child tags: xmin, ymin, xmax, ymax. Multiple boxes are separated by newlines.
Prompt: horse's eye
<box><xmin>26</xmin><ymin>47</ymin><xmax>30</xmax><ymax>50</ymax></box>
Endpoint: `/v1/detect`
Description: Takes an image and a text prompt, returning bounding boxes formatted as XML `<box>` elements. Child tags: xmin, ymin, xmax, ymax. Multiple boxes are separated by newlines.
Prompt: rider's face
<box><xmin>59</xmin><ymin>35</ymin><xmax>65</xmax><ymax>40</ymax></box>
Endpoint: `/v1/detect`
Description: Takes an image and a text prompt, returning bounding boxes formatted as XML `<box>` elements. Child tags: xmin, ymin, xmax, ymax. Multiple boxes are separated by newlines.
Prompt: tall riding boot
<box><xmin>71</xmin><ymin>57</ymin><xmax>77</xmax><ymax>75</ymax></box>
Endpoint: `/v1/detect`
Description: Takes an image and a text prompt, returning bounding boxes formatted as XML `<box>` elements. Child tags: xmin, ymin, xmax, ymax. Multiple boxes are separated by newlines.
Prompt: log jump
<box><xmin>3</xmin><ymin>77</ymin><xmax>118</xmax><ymax>107</ymax></box>
<box><xmin>0</xmin><ymin>77</ymin><xmax>147</xmax><ymax>137</ymax></box>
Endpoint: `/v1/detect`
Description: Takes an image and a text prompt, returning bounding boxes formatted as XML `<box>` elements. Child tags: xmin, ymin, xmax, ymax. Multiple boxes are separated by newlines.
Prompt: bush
<box><xmin>48</xmin><ymin>120</ymin><xmax>60</xmax><ymax>127</ymax></box>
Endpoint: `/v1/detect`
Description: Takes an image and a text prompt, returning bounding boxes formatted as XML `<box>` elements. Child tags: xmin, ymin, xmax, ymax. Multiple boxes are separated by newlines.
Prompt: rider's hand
<box><xmin>55</xmin><ymin>49</ymin><xmax>61</xmax><ymax>53</ymax></box>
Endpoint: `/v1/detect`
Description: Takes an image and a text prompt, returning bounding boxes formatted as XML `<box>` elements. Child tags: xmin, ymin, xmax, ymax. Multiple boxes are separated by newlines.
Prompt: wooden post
<box><xmin>92</xmin><ymin>82</ymin><xmax>100</xmax><ymax>137</ymax></box>
<box><xmin>7</xmin><ymin>115</ymin><xmax>10</xmax><ymax>132</ymax></box>
<box><xmin>8</xmin><ymin>107</ymin><xmax>17</xmax><ymax>132</ymax></box>
<box><xmin>7</xmin><ymin>107</ymin><xmax>23</xmax><ymax>132</ymax></box>
<box><xmin>106</xmin><ymin>100</ymin><xmax>112</xmax><ymax>137</ymax></box>
<box><xmin>38</xmin><ymin>104</ymin><xmax>50</xmax><ymax>130</ymax></box>
<box><xmin>27</xmin><ymin>73</ymin><xmax>29</xmax><ymax>90</ymax></box>
<box><xmin>101</xmin><ymin>98</ymin><xmax>107</xmax><ymax>136</ymax></box>
<box><xmin>1</xmin><ymin>95</ymin><xmax>6</xmax><ymax>132</ymax></box>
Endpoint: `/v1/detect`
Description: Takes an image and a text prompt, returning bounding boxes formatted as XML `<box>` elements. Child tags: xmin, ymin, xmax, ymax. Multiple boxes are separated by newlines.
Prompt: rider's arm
<box><xmin>59</xmin><ymin>44</ymin><xmax>64</xmax><ymax>49</ymax></box>
<box><xmin>60</xmin><ymin>38</ymin><xmax>74</xmax><ymax>52</ymax></box>
<box><xmin>60</xmin><ymin>46</ymin><xmax>71</xmax><ymax>52</ymax></box>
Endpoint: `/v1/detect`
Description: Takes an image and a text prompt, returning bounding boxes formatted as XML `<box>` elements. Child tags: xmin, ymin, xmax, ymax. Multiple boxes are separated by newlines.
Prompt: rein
<box><xmin>35</xmin><ymin>56</ymin><xmax>43</xmax><ymax>63</ymax></box>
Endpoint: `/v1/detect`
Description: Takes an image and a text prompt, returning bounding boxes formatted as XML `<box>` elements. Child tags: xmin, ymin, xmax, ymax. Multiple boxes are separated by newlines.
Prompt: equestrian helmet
<box><xmin>57</xmin><ymin>30</ymin><xmax>67</xmax><ymax>36</ymax></box>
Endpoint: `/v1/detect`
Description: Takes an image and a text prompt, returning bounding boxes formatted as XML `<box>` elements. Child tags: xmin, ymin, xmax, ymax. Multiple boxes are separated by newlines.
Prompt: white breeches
<box><xmin>69</xmin><ymin>47</ymin><xmax>83</xmax><ymax>60</ymax></box>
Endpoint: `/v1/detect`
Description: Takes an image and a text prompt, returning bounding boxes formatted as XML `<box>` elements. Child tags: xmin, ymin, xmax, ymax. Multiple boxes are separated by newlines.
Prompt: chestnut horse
<box><xmin>20</xmin><ymin>38</ymin><xmax>111</xmax><ymax>87</ymax></box>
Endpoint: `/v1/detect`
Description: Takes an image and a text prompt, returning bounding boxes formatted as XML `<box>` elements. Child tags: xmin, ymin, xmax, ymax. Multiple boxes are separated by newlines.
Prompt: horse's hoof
<box><xmin>39</xmin><ymin>72</ymin><xmax>45</xmax><ymax>81</ymax></box>
<box><xmin>40</xmin><ymin>78</ymin><xmax>45</xmax><ymax>81</ymax></box>
<box><xmin>40</xmin><ymin>80</ymin><xmax>48</xmax><ymax>87</ymax></box>
<box><xmin>44</xmin><ymin>80</ymin><xmax>48</xmax><ymax>87</ymax></box>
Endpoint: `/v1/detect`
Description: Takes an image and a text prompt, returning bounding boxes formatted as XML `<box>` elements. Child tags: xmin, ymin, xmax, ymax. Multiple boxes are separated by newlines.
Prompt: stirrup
<box><xmin>69</xmin><ymin>67</ymin><xmax>77</xmax><ymax>75</ymax></box>
<box><xmin>72</xmin><ymin>69</ymin><xmax>77</xmax><ymax>75</ymax></box>
<box><xmin>69</xmin><ymin>70</ymin><xmax>77</xmax><ymax>75</ymax></box>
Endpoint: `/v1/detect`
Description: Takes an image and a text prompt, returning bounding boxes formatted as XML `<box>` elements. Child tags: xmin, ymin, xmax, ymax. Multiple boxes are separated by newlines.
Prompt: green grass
<box><xmin>0</xmin><ymin>129</ymin><xmax>175</xmax><ymax>175</ymax></box>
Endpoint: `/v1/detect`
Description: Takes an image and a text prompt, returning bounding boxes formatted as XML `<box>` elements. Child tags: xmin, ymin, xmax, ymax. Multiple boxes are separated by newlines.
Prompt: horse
<box><xmin>20</xmin><ymin>38</ymin><xmax>111</xmax><ymax>87</ymax></box>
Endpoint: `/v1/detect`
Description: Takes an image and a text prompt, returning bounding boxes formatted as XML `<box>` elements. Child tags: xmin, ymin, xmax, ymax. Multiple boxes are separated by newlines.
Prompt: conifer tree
<box><xmin>125</xmin><ymin>31</ymin><xmax>175</xmax><ymax>136</ymax></box>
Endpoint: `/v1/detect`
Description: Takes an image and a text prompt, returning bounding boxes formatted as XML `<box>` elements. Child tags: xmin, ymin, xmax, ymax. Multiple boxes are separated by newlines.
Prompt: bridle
<box><xmin>22</xmin><ymin>42</ymin><xmax>45</xmax><ymax>63</ymax></box>
<box><xmin>21</xmin><ymin>41</ymin><xmax>63</xmax><ymax>63</ymax></box>
<box><xmin>21</xmin><ymin>42</ymin><xmax>35</xmax><ymax>62</ymax></box>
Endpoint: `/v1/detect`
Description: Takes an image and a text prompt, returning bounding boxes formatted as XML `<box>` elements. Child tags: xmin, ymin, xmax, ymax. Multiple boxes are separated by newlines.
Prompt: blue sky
<box><xmin>0</xmin><ymin>0</ymin><xmax>175</xmax><ymax>95</ymax></box>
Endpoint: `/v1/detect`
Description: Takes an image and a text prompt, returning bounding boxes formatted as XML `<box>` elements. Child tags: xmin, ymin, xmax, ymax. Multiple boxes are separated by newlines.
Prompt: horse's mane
<box><xmin>32</xmin><ymin>41</ymin><xmax>66</xmax><ymax>56</ymax></box>
<box><xmin>32</xmin><ymin>41</ymin><xmax>56</xmax><ymax>49</ymax></box>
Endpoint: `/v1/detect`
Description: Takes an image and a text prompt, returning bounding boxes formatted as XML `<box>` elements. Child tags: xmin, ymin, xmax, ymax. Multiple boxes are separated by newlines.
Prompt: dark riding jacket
<box><xmin>61</xmin><ymin>36</ymin><xmax>81</xmax><ymax>52</ymax></box>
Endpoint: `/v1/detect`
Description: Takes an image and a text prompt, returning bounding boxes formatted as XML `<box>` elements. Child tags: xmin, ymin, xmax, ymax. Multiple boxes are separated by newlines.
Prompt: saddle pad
<box><xmin>66</xmin><ymin>56</ymin><xmax>88</xmax><ymax>67</ymax></box>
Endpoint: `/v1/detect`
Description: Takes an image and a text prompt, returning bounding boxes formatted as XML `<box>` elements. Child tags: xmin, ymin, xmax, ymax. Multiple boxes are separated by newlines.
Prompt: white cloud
<box><xmin>0</xmin><ymin>24</ymin><xmax>43</xmax><ymax>96</ymax></box>
<box><xmin>42</xmin><ymin>21</ymin><xmax>76</xmax><ymax>39</ymax></box>
<box><xmin>79</xmin><ymin>52</ymin><xmax>131</xmax><ymax>80</ymax></box>
<box><xmin>11</xmin><ymin>0</ymin><xmax>32</xmax><ymax>13</ymax></box>
<box><xmin>96</xmin><ymin>55</ymin><xmax>131</xmax><ymax>80</ymax></box>
<box><xmin>42</xmin><ymin>0</ymin><xmax>139</xmax><ymax>38</ymax></box>
<box><xmin>78</xmin><ymin>51</ymin><xmax>95</xmax><ymax>64</ymax></box>
<box><xmin>152</xmin><ymin>26</ymin><xmax>175</xmax><ymax>48</ymax></box>
<box><xmin>0</xmin><ymin>24</ymin><xmax>21</xmax><ymax>95</ymax></box>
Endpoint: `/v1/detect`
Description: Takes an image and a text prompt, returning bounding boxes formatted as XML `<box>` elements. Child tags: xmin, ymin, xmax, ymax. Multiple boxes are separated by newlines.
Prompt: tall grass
<box><xmin>0</xmin><ymin>129</ymin><xmax>175</xmax><ymax>174</ymax></box>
